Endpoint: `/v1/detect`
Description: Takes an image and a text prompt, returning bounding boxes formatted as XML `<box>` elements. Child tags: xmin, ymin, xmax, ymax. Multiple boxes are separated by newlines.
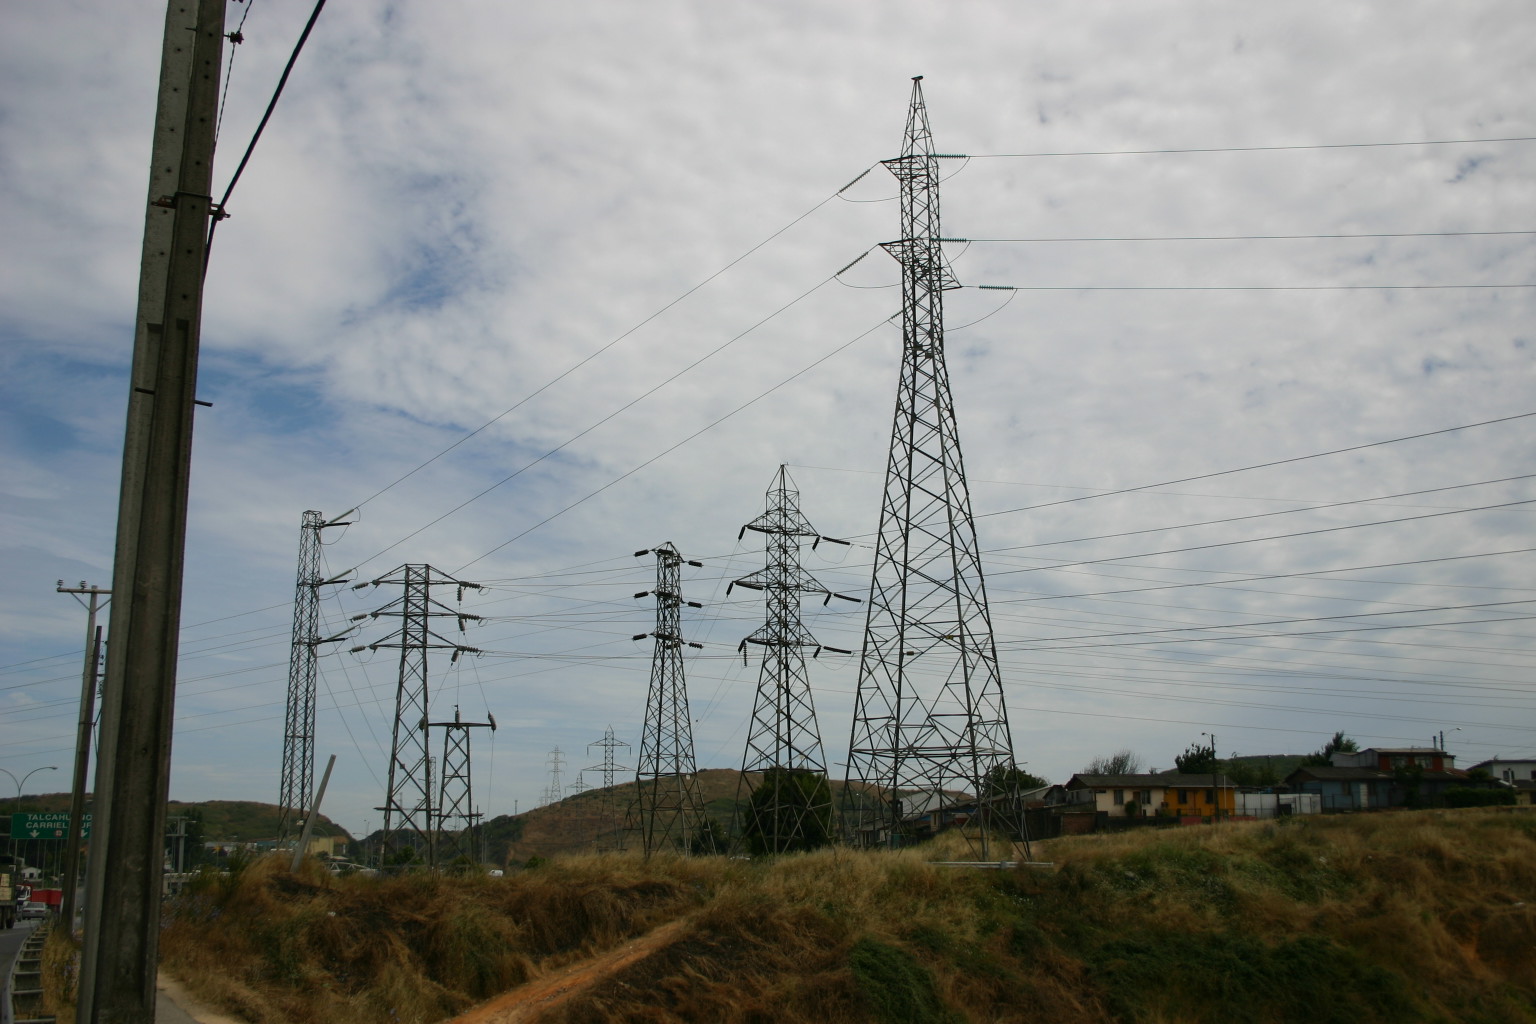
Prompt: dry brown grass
<box><xmin>40</xmin><ymin>808</ymin><xmax>1536</xmax><ymax>1024</ymax></box>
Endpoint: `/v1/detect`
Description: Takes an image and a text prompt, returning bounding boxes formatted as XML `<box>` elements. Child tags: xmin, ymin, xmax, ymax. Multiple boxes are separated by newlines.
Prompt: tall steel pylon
<box><xmin>352</xmin><ymin>564</ymin><xmax>482</xmax><ymax>868</ymax></box>
<box><xmin>730</xmin><ymin>466</ymin><xmax>857</xmax><ymax>853</ymax></box>
<box><xmin>586</xmin><ymin>725</ymin><xmax>631</xmax><ymax>851</ymax></box>
<box><xmin>843</xmin><ymin>78</ymin><xmax>1019</xmax><ymax>854</ymax></box>
<box><xmin>277</xmin><ymin>509</ymin><xmax>352</xmax><ymax>842</ymax></box>
<box><xmin>631</xmin><ymin>543</ymin><xmax>706</xmax><ymax>857</ymax></box>
<box><xmin>430</xmin><ymin>705</ymin><xmax>495</xmax><ymax>867</ymax></box>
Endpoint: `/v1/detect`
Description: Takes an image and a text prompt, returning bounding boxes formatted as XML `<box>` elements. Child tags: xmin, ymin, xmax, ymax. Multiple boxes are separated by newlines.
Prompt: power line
<box><xmin>991</xmin><ymin>546</ymin><xmax>1536</xmax><ymax>607</ymax></box>
<box><xmin>967</xmin><ymin>283</ymin><xmax>1534</xmax><ymax>292</ymax></box>
<box><xmin>946</xmin><ymin>135</ymin><xmax>1536</xmax><ymax>159</ymax></box>
<box><xmin>988</xmin><ymin>496</ymin><xmax>1536</xmax><ymax>582</ymax></box>
<box><xmin>343</xmin><ymin>177</ymin><xmax>874</xmax><ymax>518</ymax></box>
<box><xmin>977</xmin><ymin>410</ymin><xmax>1536</xmax><ymax>520</ymax></box>
<box><xmin>451</xmin><ymin>314</ymin><xmax>894</xmax><ymax>574</ymax></box>
<box><xmin>989</xmin><ymin>473</ymin><xmax>1536</xmax><ymax>557</ymax></box>
<box><xmin>206</xmin><ymin>0</ymin><xmax>328</xmax><ymax>258</ymax></box>
<box><xmin>354</xmin><ymin>262</ymin><xmax>862</xmax><ymax>574</ymax></box>
<box><xmin>948</xmin><ymin>230</ymin><xmax>1536</xmax><ymax>242</ymax></box>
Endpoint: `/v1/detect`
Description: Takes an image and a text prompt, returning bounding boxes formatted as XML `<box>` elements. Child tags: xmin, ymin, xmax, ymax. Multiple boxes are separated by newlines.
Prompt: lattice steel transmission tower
<box><xmin>631</xmin><ymin>543</ymin><xmax>706</xmax><ymax>856</ymax></box>
<box><xmin>352</xmin><ymin>564</ymin><xmax>482</xmax><ymax>868</ymax></box>
<box><xmin>587</xmin><ymin>725</ymin><xmax>631</xmax><ymax>851</ymax></box>
<box><xmin>277</xmin><ymin>509</ymin><xmax>353</xmax><ymax>841</ymax></box>
<box><xmin>430</xmin><ymin>705</ymin><xmax>495</xmax><ymax>867</ymax></box>
<box><xmin>843</xmin><ymin>78</ymin><xmax>1019</xmax><ymax>854</ymax></box>
<box><xmin>730</xmin><ymin>466</ymin><xmax>857</xmax><ymax>853</ymax></box>
<box><xmin>542</xmin><ymin>746</ymin><xmax>567</xmax><ymax>806</ymax></box>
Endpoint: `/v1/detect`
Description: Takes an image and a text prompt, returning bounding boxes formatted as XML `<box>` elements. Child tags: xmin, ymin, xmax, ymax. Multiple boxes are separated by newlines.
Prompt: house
<box><xmin>1331</xmin><ymin>747</ymin><xmax>1455</xmax><ymax>772</ymax></box>
<box><xmin>1468</xmin><ymin>757</ymin><xmax>1536</xmax><ymax>786</ymax></box>
<box><xmin>1284</xmin><ymin>746</ymin><xmax>1470</xmax><ymax>811</ymax></box>
<box><xmin>1064</xmin><ymin>773</ymin><xmax>1235</xmax><ymax>822</ymax></box>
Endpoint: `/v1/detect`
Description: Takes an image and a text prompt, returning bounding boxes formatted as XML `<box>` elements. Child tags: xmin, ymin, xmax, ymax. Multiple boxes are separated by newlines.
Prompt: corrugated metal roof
<box><xmin>1068</xmin><ymin>773</ymin><xmax>1234</xmax><ymax>788</ymax></box>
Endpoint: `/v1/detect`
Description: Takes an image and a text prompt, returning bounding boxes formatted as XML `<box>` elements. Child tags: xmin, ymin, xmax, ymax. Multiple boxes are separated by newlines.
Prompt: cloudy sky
<box><xmin>2</xmin><ymin>1</ymin><xmax>1533</xmax><ymax>839</ymax></box>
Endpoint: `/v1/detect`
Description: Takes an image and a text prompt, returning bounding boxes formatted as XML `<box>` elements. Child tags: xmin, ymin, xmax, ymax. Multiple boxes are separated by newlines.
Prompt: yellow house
<box><xmin>1066</xmin><ymin>773</ymin><xmax>1236</xmax><ymax>820</ymax></box>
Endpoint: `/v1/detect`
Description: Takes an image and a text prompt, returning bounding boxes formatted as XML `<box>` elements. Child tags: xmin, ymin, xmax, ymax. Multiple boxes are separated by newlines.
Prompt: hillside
<box><xmin>49</xmin><ymin>807</ymin><xmax>1534</xmax><ymax>1024</ymax></box>
<box><xmin>481</xmin><ymin>768</ymin><xmax>750</xmax><ymax>863</ymax></box>
<box><xmin>478</xmin><ymin>769</ymin><xmax>904</xmax><ymax>864</ymax></box>
<box><xmin>5</xmin><ymin>794</ymin><xmax>350</xmax><ymax>843</ymax></box>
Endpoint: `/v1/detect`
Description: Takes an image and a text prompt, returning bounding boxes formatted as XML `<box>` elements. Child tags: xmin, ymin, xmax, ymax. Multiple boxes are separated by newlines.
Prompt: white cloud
<box><xmin>1</xmin><ymin>0</ymin><xmax>1533</xmax><ymax>836</ymax></box>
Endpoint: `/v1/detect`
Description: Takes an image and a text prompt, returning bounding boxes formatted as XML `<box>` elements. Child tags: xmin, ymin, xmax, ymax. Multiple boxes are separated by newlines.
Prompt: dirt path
<box><xmin>446</xmin><ymin>917</ymin><xmax>690</xmax><ymax>1024</ymax></box>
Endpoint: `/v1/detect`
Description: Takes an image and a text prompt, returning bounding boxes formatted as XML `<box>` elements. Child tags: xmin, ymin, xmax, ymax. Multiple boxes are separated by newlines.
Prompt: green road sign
<box><xmin>7</xmin><ymin>812</ymin><xmax>91</xmax><ymax>840</ymax></box>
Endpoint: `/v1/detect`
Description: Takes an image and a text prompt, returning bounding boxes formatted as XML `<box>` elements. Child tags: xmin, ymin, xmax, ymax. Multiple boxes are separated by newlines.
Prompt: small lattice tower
<box><xmin>586</xmin><ymin>725</ymin><xmax>631</xmax><ymax>851</ymax></box>
<box><xmin>731</xmin><ymin>466</ymin><xmax>857</xmax><ymax>853</ymax></box>
<box><xmin>843</xmin><ymin>79</ymin><xmax>1020</xmax><ymax>855</ymax></box>
<box><xmin>631</xmin><ymin>543</ymin><xmax>706</xmax><ymax>856</ymax></box>
<box><xmin>353</xmin><ymin>564</ymin><xmax>483</xmax><ymax>868</ymax></box>
<box><xmin>430</xmin><ymin>704</ymin><xmax>495</xmax><ymax>866</ymax></box>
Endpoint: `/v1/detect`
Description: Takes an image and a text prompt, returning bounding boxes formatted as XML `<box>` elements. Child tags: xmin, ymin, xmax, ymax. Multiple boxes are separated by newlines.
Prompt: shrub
<box><xmin>1443</xmin><ymin>787</ymin><xmax>1516</xmax><ymax>808</ymax></box>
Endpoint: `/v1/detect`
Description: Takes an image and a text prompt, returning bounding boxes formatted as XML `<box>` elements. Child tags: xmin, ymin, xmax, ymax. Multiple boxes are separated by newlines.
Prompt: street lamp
<box><xmin>0</xmin><ymin>766</ymin><xmax>59</xmax><ymax>872</ymax></box>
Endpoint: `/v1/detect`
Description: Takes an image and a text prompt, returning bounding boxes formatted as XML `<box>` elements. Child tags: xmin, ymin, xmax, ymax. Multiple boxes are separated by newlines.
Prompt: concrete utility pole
<box><xmin>56</xmin><ymin>581</ymin><xmax>111</xmax><ymax>934</ymax></box>
<box><xmin>78</xmin><ymin>2</ymin><xmax>226</xmax><ymax>1021</ymax></box>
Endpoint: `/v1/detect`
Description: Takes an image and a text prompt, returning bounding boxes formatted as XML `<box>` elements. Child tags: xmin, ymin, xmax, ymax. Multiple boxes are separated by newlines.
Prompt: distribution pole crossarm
<box><xmin>843</xmin><ymin>79</ymin><xmax>1022</xmax><ymax>858</ymax></box>
<box><xmin>55</xmin><ymin>581</ymin><xmax>110</xmax><ymax>932</ymax></box>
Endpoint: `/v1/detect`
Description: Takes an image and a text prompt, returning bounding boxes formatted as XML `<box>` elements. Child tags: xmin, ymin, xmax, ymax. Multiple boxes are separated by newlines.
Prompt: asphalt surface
<box><xmin>0</xmin><ymin>921</ymin><xmax>208</xmax><ymax>1024</ymax></box>
<box><xmin>1</xmin><ymin>919</ymin><xmax>41</xmax><ymax>1024</ymax></box>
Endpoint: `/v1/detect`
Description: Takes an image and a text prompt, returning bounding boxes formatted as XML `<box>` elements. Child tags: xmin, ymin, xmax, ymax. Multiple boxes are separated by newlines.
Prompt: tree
<box><xmin>1220</xmin><ymin>759</ymin><xmax>1278</xmax><ymax>788</ymax></box>
<box><xmin>1175</xmin><ymin>739</ymin><xmax>1219</xmax><ymax>775</ymax></box>
<box><xmin>1302</xmin><ymin>731</ymin><xmax>1359</xmax><ymax>767</ymax></box>
<box><xmin>981</xmin><ymin>765</ymin><xmax>1048</xmax><ymax>798</ymax></box>
<box><xmin>740</xmin><ymin>769</ymin><xmax>833</xmax><ymax>856</ymax></box>
<box><xmin>1081</xmin><ymin>749</ymin><xmax>1143</xmax><ymax>775</ymax></box>
<box><xmin>690</xmin><ymin>815</ymin><xmax>727</xmax><ymax>856</ymax></box>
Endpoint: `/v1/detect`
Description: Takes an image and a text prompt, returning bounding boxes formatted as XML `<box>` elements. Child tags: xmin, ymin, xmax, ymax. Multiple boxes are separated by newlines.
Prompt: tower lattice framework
<box><xmin>586</xmin><ymin>725</ymin><xmax>631</xmax><ymax>851</ymax></box>
<box><xmin>731</xmin><ymin>466</ymin><xmax>856</xmax><ymax>853</ymax></box>
<box><xmin>278</xmin><ymin>509</ymin><xmax>351</xmax><ymax>841</ymax></box>
<box><xmin>354</xmin><ymin>564</ymin><xmax>482</xmax><ymax>868</ymax></box>
<box><xmin>430</xmin><ymin>705</ymin><xmax>495</xmax><ymax>867</ymax></box>
<box><xmin>631</xmin><ymin>543</ymin><xmax>706</xmax><ymax>856</ymax></box>
<box><xmin>843</xmin><ymin>78</ymin><xmax>1019</xmax><ymax>853</ymax></box>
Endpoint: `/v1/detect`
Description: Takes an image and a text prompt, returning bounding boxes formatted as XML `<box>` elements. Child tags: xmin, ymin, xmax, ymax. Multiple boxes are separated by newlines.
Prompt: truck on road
<box><xmin>0</xmin><ymin>870</ymin><xmax>19</xmax><ymax>928</ymax></box>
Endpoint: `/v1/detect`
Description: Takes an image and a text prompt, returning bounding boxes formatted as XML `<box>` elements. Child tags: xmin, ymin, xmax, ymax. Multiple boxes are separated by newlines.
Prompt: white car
<box><xmin>18</xmin><ymin>901</ymin><xmax>47</xmax><ymax>920</ymax></box>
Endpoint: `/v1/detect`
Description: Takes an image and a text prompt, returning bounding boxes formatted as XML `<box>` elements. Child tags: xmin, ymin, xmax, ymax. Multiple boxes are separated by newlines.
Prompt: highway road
<box><xmin>0</xmin><ymin>919</ymin><xmax>41</xmax><ymax>1024</ymax></box>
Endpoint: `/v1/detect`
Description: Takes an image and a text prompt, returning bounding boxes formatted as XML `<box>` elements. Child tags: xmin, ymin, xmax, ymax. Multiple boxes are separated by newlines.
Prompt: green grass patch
<box><xmin>849</xmin><ymin>937</ymin><xmax>962</xmax><ymax>1024</ymax></box>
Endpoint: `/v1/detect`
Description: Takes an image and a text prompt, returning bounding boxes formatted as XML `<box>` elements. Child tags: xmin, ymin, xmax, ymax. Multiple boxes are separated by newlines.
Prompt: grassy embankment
<box><xmin>44</xmin><ymin>807</ymin><xmax>1536</xmax><ymax>1024</ymax></box>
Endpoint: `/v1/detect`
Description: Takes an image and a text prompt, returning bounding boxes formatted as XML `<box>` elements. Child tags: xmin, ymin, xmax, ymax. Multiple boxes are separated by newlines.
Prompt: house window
<box><xmin>1140</xmin><ymin>790</ymin><xmax>1152</xmax><ymax>805</ymax></box>
<box><xmin>1113</xmin><ymin>789</ymin><xmax>1125</xmax><ymax>806</ymax></box>
<box><xmin>1205</xmin><ymin>789</ymin><xmax>1215</xmax><ymax>804</ymax></box>
<box><xmin>1503</xmin><ymin>769</ymin><xmax>1514</xmax><ymax>782</ymax></box>
<box><xmin>1178</xmin><ymin>789</ymin><xmax>1190</xmax><ymax>804</ymax></box>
